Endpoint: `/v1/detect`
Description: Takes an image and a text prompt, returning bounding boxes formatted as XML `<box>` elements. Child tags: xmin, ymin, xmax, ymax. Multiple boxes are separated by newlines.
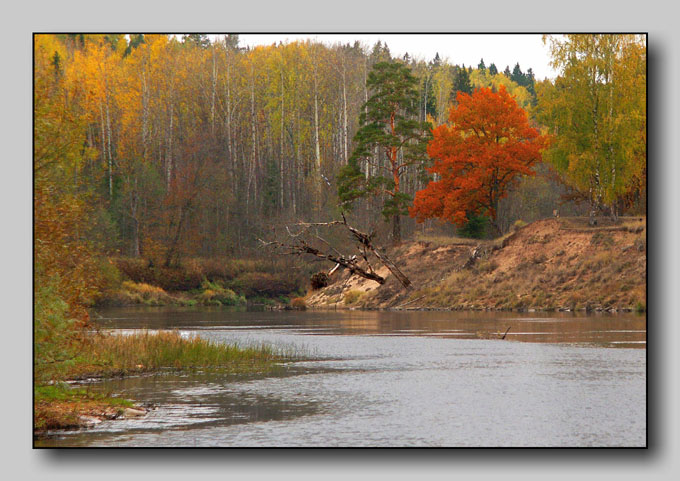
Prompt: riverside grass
<box><xmin>34</xmin><ymin>383</ymin><xmax>134</xmax><ymax>432</ymax></box>
<box><xmin>35</xmin><ymin>330</ymin><xmax>295</xmax><ymax>435</ymax></box>
<box><xmin>65</xmin><ymin>330</ymin><xmax>292</xmax><ymax>379</ymax></box>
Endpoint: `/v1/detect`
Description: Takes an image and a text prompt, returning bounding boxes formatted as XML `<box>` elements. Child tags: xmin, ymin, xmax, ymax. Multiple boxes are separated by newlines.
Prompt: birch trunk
<box><xmin>342</xmin><ymin>68</ymin><xmax>348</xmax><ymax>165</ymax></box>
<box><xmin>313</xmin><ymin>66</ymin><xmax>322</xmax><ymax>210</ymax></box>
<box><xmin>167</xmin><ymin>101</ymin><xmax>174</xmax><ymax>190</ymax></box>
<box><xmin>141</xmin><ymin>70</ymin><xmax>150</xmax><ymax>160</ymax></box>
<box><xmin>280</xmin><ymin>66</ymin><xmax>285</xmax><ymax>211</ymax></box>
<box><xmin>211</xmin><ymin>46</ymin><xmax>216</xmax><ymax>135</ymax></box>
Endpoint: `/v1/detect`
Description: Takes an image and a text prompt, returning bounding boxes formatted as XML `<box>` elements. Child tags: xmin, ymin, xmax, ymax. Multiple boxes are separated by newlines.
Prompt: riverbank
<box><xmin>306</xmin><ymin>217</ymin><xmax>646</xmax><ymax>313</ymax></box>
<box><xmin>34</xmin><ymin>330</ymin><xmax>290</xmax><ymax>438</ymax></box>
<box><xmin>95</xmin><ymin>258</ymin><xmax>308</xmax><ymax>308</ymax></box>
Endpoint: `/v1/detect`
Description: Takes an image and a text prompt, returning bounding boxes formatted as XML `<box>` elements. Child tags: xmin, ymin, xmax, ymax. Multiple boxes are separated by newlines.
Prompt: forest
<box><xmin>35</xmin><ymin>32</ymin><xmax>646</xmax><ymax>305</ymax></box>
<box><xmin>37</xmin><ymin>34</ymin><xmax>647</xmax><ymax>267</ymax></box>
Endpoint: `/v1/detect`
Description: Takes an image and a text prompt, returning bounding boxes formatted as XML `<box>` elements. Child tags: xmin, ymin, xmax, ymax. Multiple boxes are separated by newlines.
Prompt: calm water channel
<box><xmin>38</xmin><ymin>307</ymin><xmax>646</xmax><ymax>447</ymax></box>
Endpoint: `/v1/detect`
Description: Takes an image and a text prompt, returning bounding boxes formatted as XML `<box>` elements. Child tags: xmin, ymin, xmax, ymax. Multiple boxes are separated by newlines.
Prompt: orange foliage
<box><xmin>410</xmin><ymin>86</ymin><xmax>548</xmax><ymax>230</ymax></box>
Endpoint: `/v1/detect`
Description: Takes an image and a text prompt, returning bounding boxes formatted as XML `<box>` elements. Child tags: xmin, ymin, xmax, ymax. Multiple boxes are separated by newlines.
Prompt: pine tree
<box><xmin>182</xmin><ymin>34</ymin><xmax>210</xmax><ymax>49</ymax></box>
<box><xmin>338</xmin><ymin>61</ymin><xmax>432</xmax><ymax>244</ymax></box>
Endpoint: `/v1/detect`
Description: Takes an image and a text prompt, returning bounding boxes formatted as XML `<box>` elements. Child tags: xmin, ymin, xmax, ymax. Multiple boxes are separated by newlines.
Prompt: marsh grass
<box><xmin>69</xmin><ymin>330</ymin><xmax>292</xmax><ymax>379</ymax></box>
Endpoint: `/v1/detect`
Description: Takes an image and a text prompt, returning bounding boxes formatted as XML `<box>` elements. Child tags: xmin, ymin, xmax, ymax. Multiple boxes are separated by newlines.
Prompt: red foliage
<box><xmin>410</xmin><ymin>86</ymin><xmax>548</xmax><ymax>230</ymax></box>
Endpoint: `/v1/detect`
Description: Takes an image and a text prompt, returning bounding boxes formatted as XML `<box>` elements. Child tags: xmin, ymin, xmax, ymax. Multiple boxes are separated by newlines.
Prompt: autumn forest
<box><xmin>34</xmin><ymin>35</ymin><xmax>646</xmax><ymax>427</ymax></box>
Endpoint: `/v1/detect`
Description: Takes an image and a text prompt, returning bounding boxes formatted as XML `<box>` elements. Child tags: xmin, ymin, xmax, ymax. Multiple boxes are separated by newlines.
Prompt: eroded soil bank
<box><xmin>306</xmin><ymin>217</ymin><xmax>646</xmax><ymax>312</ymax></box>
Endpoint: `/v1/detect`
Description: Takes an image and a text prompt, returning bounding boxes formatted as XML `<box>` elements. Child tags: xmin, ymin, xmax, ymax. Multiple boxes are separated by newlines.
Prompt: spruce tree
<box><xmin>511</xmin><ymin>63</ymin><xmax>524</xmax><ymax>85</ymax></box>
<box><xmin>450</xmin><ymin>65</ymin><xmax>472</xmax><ymax>102</ymax></box>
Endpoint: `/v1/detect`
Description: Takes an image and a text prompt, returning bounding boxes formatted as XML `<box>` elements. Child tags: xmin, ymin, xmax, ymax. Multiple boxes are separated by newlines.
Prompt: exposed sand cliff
<box><xmin>306</xmin><ymin>217</ymin><xmax>646</xmax><ymax>312</ymax></box>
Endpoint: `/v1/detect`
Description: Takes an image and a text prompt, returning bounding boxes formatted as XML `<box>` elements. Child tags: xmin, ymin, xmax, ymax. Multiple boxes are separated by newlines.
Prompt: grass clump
<box><xmin>97</xmin><ymin>280</ymin><xmax>179</xmax><ymax>307</ymax></box>
<box><xmin>122</xmin><ymin>281</ymin><xmax>175</xmax><ymax>305</ymax></box>
<box><xmin>198</xmin><ymin>280</ymin><xmax>245</xmax><ymax>306</ymax></box>
<box><xmin>73</xmin><ymin>330</ymin><xmax>285</xmax><ymax>377</ymax></box>
<box><xmin>34</xmin><ymin>383</ymin><xmax>133</xmax><ymax>432</ymax></box>
<box><xmin>591</xmin><ymin>232</ymin><xmax>615</xmax><ymax>247</ymax></box>
<box><xmin>513</xmin><ymin>219</ymin><xmax>527</xmax><ymax>231</ymax></box>
<box><xmin>35</xmin><ymin>278</ymin><xmax>292</xmax><ymax>435</ymax></box>
<box><xmin>344</xmin><ymin>290</ymin><xmax>364</xmax><ymax>305</ymax></box>
<box><xmin>290</xmin><ymin>297</ymin><xmax>307</xmax><ymax>310</ymax></box>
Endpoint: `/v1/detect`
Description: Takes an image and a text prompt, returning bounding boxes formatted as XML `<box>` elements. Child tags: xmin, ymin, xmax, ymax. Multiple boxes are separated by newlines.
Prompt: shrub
<box><xmin>113</xmin><ymin>257</ymin><xmax>305</xmax><ymax>298</ymax></box>
<box><xmin>34</xmin><ymin>283</ymin><xmax>82</xmax><ymax>384</ymax></box>
<box><xmin>590</xmin><ymin>232</ymin><xmax>614</xmax><ymax>247</ymax></box>
<box><xmin>344</xmin><ymin>290</ymin><xmax>363</xmax><ymax>305</ymax></box>
<box><xmin>229</xmin><ymin>272</ymin><xmax>298</xmax><ymax>298</ymax></box>
<box><xmin>532</xmin><ymin>254</ymin><xmax>548</xmax><ymax>264</ymax></box>
<box><xmin>310</xmin><ymin>272</ymin><xmax>329</xmax><ymax>290</ymax></box>
<box><xmin>457</xmin><ymin>213</ymin><xmax>489</xmax><ymax>239</ymax></box>
<box><xmin>199</xmin><ymin>280</ymin><xmax>245</xmax><ymax>306</ymax></box>
<box><xmin>512</xmin><ymin>219</ymin><xmax>527</xmax><ymax>231</ymax></box>
<box><xmin>476</xmin><ymin>260</ymin><xmax>499</xmax><ymax>273</ymax></box>
<box><xmin>290</xmin><ymin>297</ymin><xmax>307</xmax><ymax>310</ymax></box>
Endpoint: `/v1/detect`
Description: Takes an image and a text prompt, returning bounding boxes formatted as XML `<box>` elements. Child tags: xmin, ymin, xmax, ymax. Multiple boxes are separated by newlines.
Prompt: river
<box><xmin>36</xmin><ymin>307</ymin><xmax>646</xmax><ymax>447</ymax></box>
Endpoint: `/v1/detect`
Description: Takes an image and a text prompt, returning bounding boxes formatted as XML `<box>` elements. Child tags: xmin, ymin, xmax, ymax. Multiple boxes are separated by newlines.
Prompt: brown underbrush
<box><xmin>106</xmin><ymin>257</ymin><xmax>305</xmax><ymax>304</ymax></box>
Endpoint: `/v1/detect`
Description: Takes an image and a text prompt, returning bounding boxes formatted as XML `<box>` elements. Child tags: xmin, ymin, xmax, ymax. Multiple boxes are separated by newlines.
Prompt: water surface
<box><xmin>38</xmin><ymin>307</ymin><xmax>646</xmax><ymax>447</ymax></box>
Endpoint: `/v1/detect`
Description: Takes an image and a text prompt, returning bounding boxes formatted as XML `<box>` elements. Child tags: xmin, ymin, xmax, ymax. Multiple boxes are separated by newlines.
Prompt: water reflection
<box><xmin>92</xmin><ymin>307</ymin><xmax>646</xmax><ymax>347</ymax></box>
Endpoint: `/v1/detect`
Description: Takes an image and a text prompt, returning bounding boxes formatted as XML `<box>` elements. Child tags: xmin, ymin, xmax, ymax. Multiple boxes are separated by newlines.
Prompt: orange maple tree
<box><xmin>410</xmin><ymin>85</ymin><xmax>548</xmax><ymax>234</ymax></box>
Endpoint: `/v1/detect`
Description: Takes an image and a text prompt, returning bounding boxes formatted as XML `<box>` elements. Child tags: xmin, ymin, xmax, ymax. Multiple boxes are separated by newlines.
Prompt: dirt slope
<box><xmin>306</xmin><ymin>217</ymin><xmax>646</xmax><ymax>312</ymax></box>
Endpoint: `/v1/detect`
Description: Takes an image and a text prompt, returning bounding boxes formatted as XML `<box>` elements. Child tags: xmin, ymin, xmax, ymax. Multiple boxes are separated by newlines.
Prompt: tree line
<box><xmin>35</xmin><ymin>33</ymin><xmax>646</xmax><ymax>269</ymax></box>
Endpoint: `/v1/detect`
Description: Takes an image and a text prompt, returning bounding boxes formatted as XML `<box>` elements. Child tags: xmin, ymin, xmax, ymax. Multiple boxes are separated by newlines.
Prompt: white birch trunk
<box><xmin>280</xmin><ymin>66</ymin><xmax>285</xmax><ymax>210</ymax></box>
<box><xmin>342</xmin><ymin>66</ymin><xmax>348</xmax><ymax>165</ymax></box>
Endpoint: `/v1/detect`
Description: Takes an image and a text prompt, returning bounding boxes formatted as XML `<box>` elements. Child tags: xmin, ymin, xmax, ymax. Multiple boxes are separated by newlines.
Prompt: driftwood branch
<box><xmin>339</xmin><ymin>213</ymin><xmax>411</xmax><ymax>288</ymax></box>
<box><xmin>259</xmin><ymin>238</ymin><xmax>386</xmax><ymax>284</ymax></box>
<box><xmin>259</xmin><ymin>215</ymin><xmax>411</xmax><ymax>288</ymax></box>
<box><xmin>328</xmin><ymin>263</ymin><xmax>341</xmax><ymax>276</ymax></box>
<box><xmin>394</xmin><ymin>295</ymin><xmax>426</xmax><ymax>309</ymax></box>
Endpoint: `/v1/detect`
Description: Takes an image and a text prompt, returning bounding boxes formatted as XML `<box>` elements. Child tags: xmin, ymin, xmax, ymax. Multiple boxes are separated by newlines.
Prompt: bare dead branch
<box><xmin>259</xmin><ymin>215</ymin><xmax>411</xmax><ymax>288</ymax></box>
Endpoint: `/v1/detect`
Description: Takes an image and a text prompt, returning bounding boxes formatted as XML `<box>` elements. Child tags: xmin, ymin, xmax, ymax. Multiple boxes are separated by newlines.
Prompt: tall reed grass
<box><xmin>72</xmin><ymin>330</ymin><xmax>292</xmax><ymax>378</ymax></box>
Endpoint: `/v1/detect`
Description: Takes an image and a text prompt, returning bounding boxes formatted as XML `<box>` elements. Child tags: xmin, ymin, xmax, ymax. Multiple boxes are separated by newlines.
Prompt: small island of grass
<box><xmin>35</xmin><ymin>313</ymin><xmax>293</xmax><ymax>436</ymax></box>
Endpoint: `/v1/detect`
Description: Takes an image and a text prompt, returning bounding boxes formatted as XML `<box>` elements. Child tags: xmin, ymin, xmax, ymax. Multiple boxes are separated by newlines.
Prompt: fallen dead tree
<box><xmin>259</xmin><ymin>214</ymin><xmax>411</xmax><ymax>289</ymax></box>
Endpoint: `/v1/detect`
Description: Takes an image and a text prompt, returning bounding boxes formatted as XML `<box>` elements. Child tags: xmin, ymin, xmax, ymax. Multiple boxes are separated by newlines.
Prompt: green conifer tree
<box><xmin>338</xmin><ymin>61</ymin><xmax>432</xmax><ymax>244</ymax></box>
